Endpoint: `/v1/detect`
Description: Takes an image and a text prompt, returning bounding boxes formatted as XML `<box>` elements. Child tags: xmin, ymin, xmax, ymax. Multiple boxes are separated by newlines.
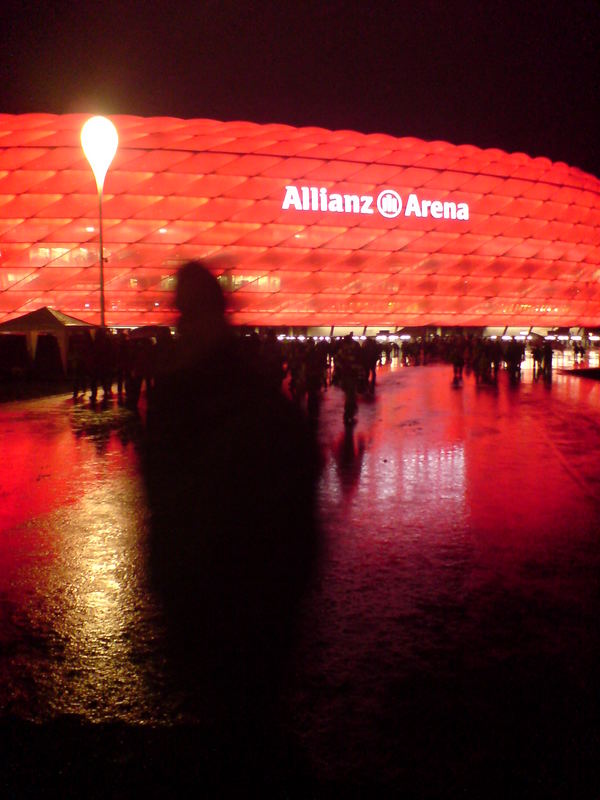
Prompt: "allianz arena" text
<box><xmin>282</xmin><ymin>185</ymin><xmax>470</xmax><ymax>221</ymax></box>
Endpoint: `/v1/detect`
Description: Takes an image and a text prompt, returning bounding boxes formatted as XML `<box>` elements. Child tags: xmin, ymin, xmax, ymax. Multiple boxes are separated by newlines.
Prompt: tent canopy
<box><xmin>0</xmin><ymin>307</ymin><xmax>93</xmax><ymax>373</ymax></box>
<box><xmin>0</xmin><ymin>306</ymin><xmax>93</xmax><ymax>334</ymax></box>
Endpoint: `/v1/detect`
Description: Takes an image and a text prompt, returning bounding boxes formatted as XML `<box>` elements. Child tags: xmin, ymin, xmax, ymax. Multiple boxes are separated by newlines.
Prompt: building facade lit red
<box><xmin>0</xmin><ymin>113</ymin><xmax>599</xmax><ymax>328</ymax></box>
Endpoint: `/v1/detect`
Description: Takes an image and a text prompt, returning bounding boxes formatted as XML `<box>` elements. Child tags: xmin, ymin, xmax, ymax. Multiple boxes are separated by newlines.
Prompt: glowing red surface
<box><xmin>0</xmin><ymin>113</ymin><xmax>599</xmax><ymax>327</ymax></box>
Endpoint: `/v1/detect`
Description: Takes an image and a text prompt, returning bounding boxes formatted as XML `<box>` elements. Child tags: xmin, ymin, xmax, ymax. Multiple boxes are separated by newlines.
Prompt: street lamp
<box><xmin>81</xmin><ymin>116</ymin><xmax>118</xmax><ymax>327</ymax></box>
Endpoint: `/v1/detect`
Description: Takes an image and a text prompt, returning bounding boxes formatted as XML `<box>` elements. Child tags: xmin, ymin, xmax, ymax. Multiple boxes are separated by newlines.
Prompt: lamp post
<box><xmin>81</xmin><ymin>116</ymin><xmax>118</xmax><ymax>327</ymax></box>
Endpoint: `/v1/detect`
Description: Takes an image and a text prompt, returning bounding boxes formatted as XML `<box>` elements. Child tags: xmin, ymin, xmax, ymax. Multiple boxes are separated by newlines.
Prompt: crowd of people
<box><xmin>64</xmin><ymin>321</ymin><xmax>587</xmax><ymax>424</ymax></box>
<box><xmin>66</xmin><ymin>325</ymin><xmax>393</xmax><ymax>422</ymax></box>
<box><xmin>448</xmin><ymin>333</ymin><xmax>560</xmax><ymax>385</ymax></box>
<box><xmin>68</xmin><ymin>326</ymin><xmax>174</xmax><ymax>407</ymax></box>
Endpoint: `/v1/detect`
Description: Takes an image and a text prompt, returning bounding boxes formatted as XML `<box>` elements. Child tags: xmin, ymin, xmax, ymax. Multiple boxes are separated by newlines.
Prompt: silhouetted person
<box><xmin>505</xmin><ymin>338</ymin><xmax>523</xmax><ymax>382</ymax></box>
<box><xmin>451</xmin><ymin>335</ymin><xmax>465</xmax><ymax>384</ymax></box>
<box><xmin>532</xmin><ymin>341</ymin><xmax>544</xmax><ymax>380</ymax></box>
<box><xmin>336</xmin><ymin>333</ymin><xmax>362</xmax><ymax>425</ymax></box>
<box><xmin>69</xmin><ymin>331</ymin><xmax>92</xmax><ymax>400</ymax></box>
<box><xmin>542</xmin><ymin>339</ymin><xmax>553</xmax><ymax>380</ymax></box>
<box><xmin>142</xmin><ymin>261</ymin><xmax>320</xmax><ymax>791</ymax></box>
<box><xmin>89</xmin><ymin>327</ymin><xmax>114</xmax><ymax>404</ymax></box>
<box><xmin>361</xmin><ymin>338</ymin><xmax>380</xmax><ymax>393</ymax></box>
<box><xmin>114</xmin><ymin>330</ymin><xmax>131</xmax><ymax>402</ymax></box>
<box><xmin>126</xmin><ymin>337</ymin><xmax>154</xmax><ymax>409</ymax></box>
<box><xmin>490</xmin><ymin>337</ymin><xmax>502</xmax><ymax>381</ymax></box>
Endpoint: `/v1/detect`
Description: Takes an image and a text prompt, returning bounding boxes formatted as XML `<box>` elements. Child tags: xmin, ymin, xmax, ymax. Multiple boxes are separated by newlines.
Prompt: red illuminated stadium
<box><xmin>0</xmin><ymin>113</ymin><xmax>599</xmax><ymax>329</ymax></box>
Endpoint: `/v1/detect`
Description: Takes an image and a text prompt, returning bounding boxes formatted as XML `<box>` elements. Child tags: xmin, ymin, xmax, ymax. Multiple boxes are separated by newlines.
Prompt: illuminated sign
<box><xmin>282</xmin><ymin>185</ymin><xmax>470</xmax><ymax>220</ymax></box>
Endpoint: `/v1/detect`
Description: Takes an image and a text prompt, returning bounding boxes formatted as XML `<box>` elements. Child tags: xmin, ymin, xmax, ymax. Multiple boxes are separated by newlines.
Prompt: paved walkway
<box><xmin>1</xmin><ymin>360</ymin><xmax>599</xmax><ymax>796</ymax></box>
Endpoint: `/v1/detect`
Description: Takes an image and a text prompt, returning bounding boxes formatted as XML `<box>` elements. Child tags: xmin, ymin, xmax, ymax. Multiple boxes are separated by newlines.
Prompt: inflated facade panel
<box><xmin>0</xmin><ymin>113</ymin><xmax>599</xmax><ymax>327</ymax></box>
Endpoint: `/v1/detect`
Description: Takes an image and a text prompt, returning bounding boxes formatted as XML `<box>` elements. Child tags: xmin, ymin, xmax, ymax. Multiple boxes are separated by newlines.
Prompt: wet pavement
<box><xmin>1</xmin><ymin>357</ymin><xmax>600</xmax><ymax>797</ymax></box>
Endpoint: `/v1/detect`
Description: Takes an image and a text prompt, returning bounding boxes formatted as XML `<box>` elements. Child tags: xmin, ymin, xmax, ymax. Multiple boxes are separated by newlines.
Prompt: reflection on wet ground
<box><xmin>1</xmin><ymin>360</ymin><xmax>599</xmax><ymax>795</ymax></box>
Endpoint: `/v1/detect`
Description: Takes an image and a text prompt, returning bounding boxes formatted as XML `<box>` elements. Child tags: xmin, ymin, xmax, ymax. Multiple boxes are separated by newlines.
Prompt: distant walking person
<box><xmin>115</xmin><ymin>330</ymin><xmax>131</xmax><ymax>402</ymax></box>
<box><xmin>336</xmin><ymin>333</ymin><xmax>363</xmax><ymax>425</ymax></box>
<box><xmin>451</xmin><ymin>336</ymin><xmax>465</xmax><ymax>385</ymax></box>
<box><xmin>89</xmin><ymin>327</ymin><xmax>114</xmax><ymax>404</ymax></box>
<box><xmin>542</xmin><ymin>339</ymin><xmax>553</xmax><ymax>380</ymax></box>
<box><xmin>70</xmin><ymin>331</ymin><xmax>92</xmax><ymax>400</ymax></box>
<box><xmin>362</xmin><ymin>338</ymin><xmax>381</xmax><ymax>394</ymax></box>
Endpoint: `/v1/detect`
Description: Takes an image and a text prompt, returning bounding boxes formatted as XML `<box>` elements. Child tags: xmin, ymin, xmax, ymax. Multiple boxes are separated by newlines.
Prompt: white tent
<box><xmin>0</xmin><ymin>307</ymin><xmax>93</xmax><ymax>373</ymax></box>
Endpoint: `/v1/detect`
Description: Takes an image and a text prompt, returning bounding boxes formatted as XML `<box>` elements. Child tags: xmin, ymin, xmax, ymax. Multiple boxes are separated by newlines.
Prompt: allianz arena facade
<box><xmin>0</xmin><ymin>113</ymin><xmax>599</xmax><ymax>331</ymax></box>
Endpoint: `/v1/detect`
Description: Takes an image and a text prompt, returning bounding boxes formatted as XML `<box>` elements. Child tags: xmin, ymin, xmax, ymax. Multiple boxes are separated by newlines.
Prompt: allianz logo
<box><xmin>282</xmin><ymin>185</ymin><xmax>469</xmax><ymax>220</ymax></box>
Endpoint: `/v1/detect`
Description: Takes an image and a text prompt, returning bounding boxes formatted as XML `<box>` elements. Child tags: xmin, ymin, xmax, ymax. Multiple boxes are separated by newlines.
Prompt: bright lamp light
<box><xmin>81</xmin><ymin>116</ymin><xmax>118</xmax><ymax>192</ymax></box>
<box><xmin>81</xmin><ymin>116</ymin><xmax>118</xmax><ymax>327</ymax></box>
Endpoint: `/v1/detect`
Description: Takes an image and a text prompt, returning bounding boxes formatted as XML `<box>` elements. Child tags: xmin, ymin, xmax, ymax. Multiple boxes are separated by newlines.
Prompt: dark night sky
<box><xmin>1</xmin><ymin>0</ymin><xmax>598</xmax><ymax>176</ymax></box>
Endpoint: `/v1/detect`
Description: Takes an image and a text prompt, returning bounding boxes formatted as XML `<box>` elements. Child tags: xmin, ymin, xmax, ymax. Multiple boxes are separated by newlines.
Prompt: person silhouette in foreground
<box><xmin>142</xmin><ymin>261</ymin><xmax>320</xmax><ymax>792</ymax></box>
